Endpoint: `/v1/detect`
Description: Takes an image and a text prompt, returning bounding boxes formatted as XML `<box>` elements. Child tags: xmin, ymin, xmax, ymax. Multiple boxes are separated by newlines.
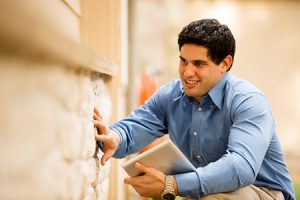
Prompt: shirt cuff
<box><xmin>108</xmin><ymin>125</ymin><xmax>126</xmax><ymax>158</ymax></box>
<box><xmin>175</xmin><ymin>171</ymin><xmax>201</xmax><ymax>199</ymax></box>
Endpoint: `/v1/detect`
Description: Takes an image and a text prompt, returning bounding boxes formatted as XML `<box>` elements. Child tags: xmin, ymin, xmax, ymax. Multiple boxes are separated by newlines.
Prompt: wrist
<box><xmin>110</xmin><ymin>129</ymin><xmax>121</xmax><ymax>145</ymax></box>
<box><xmin>161</xmin><ymin>175</ymin><xmax>177</xmax><ymax>200</ymax></box>
<box><xmin>173</xmin><ymin>176</ymin><xmax>178</xmax><ymax>196</ymax></box>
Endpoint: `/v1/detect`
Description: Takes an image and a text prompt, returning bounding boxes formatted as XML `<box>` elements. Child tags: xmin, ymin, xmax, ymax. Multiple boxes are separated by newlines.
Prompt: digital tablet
<box><xmin>121</xmin><ymin>140</ymin><xmax>195</xmax><ymax>177</ymax></box>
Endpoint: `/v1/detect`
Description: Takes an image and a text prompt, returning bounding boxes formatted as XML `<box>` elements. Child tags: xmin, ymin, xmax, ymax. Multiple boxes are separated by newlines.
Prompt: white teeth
<box><xmin>186</xmin><ymin>80</ymin><xmax>198</xmax><ymax>84</ymax></box>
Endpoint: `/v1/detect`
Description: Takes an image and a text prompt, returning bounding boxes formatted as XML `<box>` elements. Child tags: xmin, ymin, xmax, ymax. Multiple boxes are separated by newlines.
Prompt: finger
<box><xmin>93</xmin><ymin>120</ymin><xmax>109</xmax><ymax>135</ymax></box>
<box><xmin>93</xmin><ymin>119</ymin><xmax>104</xmax><ymax>127</ymax></box>
<box><xmin>93</xmin><ymin>113</ymin><xmax>102</xmax><ymax>121</ymax></box>
<box><xmin>93</xmin><ymin>114</ymin><xmax>102</xmax><ymax>122</ymax></box>
<box><xmin>124</xmin><ymin>176</ymin><xmax>139</xmax><ymax>185</ymax></box>
<box><xmin>94</xmin><ymin>107</ymin><xmax>103</xmax><ymax>120</ymax></box>
<box><xmin>124</xmin><ymin>177</ymin><xmax>132</xmax><ymax>185</ymax></box>
<box><xmin>135</xmin><ymin>162</ymin><xmax>148</xmax><ymax>174</ymax></box>
<box><xmin>101</xmin><ymin>153</ymin><xmax>109</xmax><ymax>165</ymax></box>
<box><xmin>94</xmin><ymin>133</ymin><xmax>110</xmax><ymax>142</ymax></box>
<box><xmin>101</xmin><ymin>155</ymin><xmax>106</xmax><ymax>166</ymax></box>
<box><xmin>124</xmin><ymin>174</ymin><xmax>143</xmax><ymax>185</ymax></box>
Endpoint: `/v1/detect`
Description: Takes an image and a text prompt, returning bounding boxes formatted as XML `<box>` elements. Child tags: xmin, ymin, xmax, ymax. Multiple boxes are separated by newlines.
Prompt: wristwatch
<box><xmin>161</xmin><ymin>175</ymin><xmax>176</xmax><ymax>200</ymax></box>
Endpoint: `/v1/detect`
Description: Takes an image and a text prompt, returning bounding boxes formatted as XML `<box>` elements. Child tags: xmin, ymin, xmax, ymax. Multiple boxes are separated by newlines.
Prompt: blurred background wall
<box><xmin>131</xmin><ymin>0</ymin><xmax>300</xmax><ymax>153</ymax></box>
<box><xmin>127</xmin><ymin>0</ymin><xmax>300</xmax><ymax>198</ymax></box>
<box><xmin>1</xmin><ymin>0</ymin><xmax>299</xmax><ymax>199</ymax></box>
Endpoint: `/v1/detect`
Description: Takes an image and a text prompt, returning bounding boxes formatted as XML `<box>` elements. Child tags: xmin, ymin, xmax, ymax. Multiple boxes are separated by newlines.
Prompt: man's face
<box><xmin>179</xmin><ymin>44</ymin><xmax>229</xmax><ymax>102</ymax></box>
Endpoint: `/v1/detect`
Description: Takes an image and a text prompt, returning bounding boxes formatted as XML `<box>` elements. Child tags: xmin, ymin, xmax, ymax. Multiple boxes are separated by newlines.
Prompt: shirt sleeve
<box><xmin>195</xmin><ymin>93</ymin><xmax>274</xmax><ymax>196</ymax></box>
<box><xmin>175</xmin><ymin>172</ymin><xmax>201</xmax><ymax>199</ymax></box>
<box><xmin>108</xmin><ymin>84</ymin><xmax>170</xmax><ymax>158</ymax></box>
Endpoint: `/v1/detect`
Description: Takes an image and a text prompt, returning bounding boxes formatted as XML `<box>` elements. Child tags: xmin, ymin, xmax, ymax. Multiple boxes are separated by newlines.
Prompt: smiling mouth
<box><xmin>184</xmin><ymin>80</ymin><xmax>199</xmax><ymax>89</ymax></box>
<box><xmin>185</xmin><ymin>80</ymin><xmax>199</xmax><ymax>84</ymax></box>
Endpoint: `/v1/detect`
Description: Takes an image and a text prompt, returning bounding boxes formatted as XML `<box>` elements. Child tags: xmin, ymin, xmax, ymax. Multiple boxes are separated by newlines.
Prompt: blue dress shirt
<box><xmin>109</xmin><ymin>72</ymin><xmax>295</xmax><ymax>199</ymax></box>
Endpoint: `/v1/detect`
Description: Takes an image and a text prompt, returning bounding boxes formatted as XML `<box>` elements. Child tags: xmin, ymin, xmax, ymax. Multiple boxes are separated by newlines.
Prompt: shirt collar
<box><xmin>208</xmin><ymin>72</ymin><xmax>230</xmax><ymax>109</ymax></box>
<box><xmin>173</xmin><ymin>72</ymin><xmax>230</xmax><ymax>107</ymax></box>
<box><xmin>172</xmin><ymin>83</ymin><xmax>186</xmax><ymax>101</ymax></box>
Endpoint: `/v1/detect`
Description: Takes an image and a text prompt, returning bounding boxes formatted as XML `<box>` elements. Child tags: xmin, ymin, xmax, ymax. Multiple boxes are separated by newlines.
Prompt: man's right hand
<box><xmin>93</xmin><ymin>107</ymin><xmax>120</xmax><ymax>165</ymax></box>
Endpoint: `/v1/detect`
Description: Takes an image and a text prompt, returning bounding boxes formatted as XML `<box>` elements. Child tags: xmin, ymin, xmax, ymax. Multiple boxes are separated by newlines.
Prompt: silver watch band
<box><xmin>162</xmin><ymin>175</ymin><xmax>176</xmax><ymax>199</ymax></box>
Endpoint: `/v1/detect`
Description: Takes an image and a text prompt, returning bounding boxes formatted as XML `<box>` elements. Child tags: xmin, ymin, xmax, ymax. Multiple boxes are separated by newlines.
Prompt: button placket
<box><xmin>192</xmin><ymin>105</ymin><xmax>203</xmax><ymax>164</ymax></box>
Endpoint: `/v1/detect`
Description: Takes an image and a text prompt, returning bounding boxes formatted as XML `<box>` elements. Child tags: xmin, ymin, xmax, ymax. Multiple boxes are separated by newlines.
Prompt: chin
<box><xmin>184</xmin><ymin>91</ymin><xmax>195</xmax><ymax>98</ymax></box>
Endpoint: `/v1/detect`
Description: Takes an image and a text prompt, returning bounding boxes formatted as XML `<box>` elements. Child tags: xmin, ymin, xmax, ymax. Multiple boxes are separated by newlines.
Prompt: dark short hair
<box><xmin>178</xmin><ymin>19</ymin><xmax>235</xmax><ymax>70</ymax></box>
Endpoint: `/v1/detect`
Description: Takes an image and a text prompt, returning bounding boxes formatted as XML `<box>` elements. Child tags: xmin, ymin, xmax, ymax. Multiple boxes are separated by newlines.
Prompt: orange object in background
<box><xmin>138</xmin><ymin>72</ymin><xmax>161</xmax><ymax>154</ymax></box>
<box><xmin>138</xmin><ymin>72</ymin><xmax>157</xmax><ymax>105</ymax></box>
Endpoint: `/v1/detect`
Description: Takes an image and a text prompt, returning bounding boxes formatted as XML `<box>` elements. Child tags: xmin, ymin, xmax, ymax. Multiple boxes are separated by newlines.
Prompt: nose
<box><xmin>183</xmin><ymin>64</ymin><xmax>195</xmax><ymax>77</ymax></box>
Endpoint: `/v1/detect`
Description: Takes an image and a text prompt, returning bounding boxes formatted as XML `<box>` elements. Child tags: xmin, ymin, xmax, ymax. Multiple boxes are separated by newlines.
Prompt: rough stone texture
<box><xmin>0</xmin><ymin>57</ymin><xmax>111</xmax><ymax>200</ymax></box>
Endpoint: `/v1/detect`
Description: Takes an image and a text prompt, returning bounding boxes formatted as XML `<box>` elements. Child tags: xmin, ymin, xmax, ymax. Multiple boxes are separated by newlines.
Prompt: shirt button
<box><xmin>198</xmin><ymin>107</ymin><xmax>202</xmax><ymax>111</ymax></box>
<box><xmin>210</xmin><ymin>105</ymin><xmax>213</xmax><ymax>109</ymax></box>
<box><xmin>197</xmin><ymin>155</ymin><xmax>201</xmax><ymax>159</ymax></box>
<box><xmin>193</xmin><ymin>131</ymin><xmax>197</xmax><ymax>136</ymax></box>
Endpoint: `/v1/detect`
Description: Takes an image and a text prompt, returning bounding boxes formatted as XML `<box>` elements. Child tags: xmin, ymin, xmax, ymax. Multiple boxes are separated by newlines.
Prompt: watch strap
<box><xmin>162</xmin><ymin>175</ymin><xmax>176</xmax><ymax>200</ymax></box>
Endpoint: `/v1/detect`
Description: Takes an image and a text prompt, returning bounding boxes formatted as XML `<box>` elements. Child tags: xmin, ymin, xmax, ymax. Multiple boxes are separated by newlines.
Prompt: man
<box><xmin>93</xmin><ymin>19</ymin><xmax>295</xmax><ymax>199</ymax></box>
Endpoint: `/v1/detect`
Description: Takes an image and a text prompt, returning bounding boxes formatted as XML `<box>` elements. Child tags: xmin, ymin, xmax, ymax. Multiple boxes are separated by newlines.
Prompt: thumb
<box><xmin>101</xmin><ymin>154</ymin><xmax>107</xmax><ymax>166</ymax></box>
<box><xmin>101</xmin><ymin>149</ymin><xmax>114</xmax><ymax>166</ymax></box>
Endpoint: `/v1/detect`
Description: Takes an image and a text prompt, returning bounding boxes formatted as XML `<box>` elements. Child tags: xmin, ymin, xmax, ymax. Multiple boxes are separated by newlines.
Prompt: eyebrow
<box><xmin>179</xmin><ymin>56</ymin><xmax>208</xmax><ymax>65</ymax></box>
<box><xmin>179</xmin><ymin>56</ymin><xmax>186</xmax><ymax>60</ymax></box>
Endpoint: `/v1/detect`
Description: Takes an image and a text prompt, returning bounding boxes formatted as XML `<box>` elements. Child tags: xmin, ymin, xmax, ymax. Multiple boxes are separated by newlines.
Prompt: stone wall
<box><xmin>0</xmin><ymin>58</ymin><xmax>112</xmax><ymax>200</ymax></box>
<box><xmin>0</xmin><ymin>0</ymin><xmax>120</xmax><ymax>199</ymax></box>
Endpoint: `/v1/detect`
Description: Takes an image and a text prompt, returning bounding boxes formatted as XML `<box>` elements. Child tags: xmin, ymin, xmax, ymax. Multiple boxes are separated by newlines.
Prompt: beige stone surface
<box><xmin>0</xmin><ymin>0</ymin><xmax>123</xmax><ymax>198</ymax></box>
<box><xmin>0</xmin><ymin>0</ymin><xmax>123</xmax><ymax>199</ymax></box>
<box><xmin>0</xmin><ymin>58</ymin><xmax>112</xmax><ymax>199</ymax></box>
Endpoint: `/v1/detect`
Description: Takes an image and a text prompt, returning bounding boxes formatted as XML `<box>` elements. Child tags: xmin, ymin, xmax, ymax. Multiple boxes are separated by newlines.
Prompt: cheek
<box><xmin>194</xmin><ymin>69</ymin><xmax>204</xmax><ymax>78</ymax></box>
<box><xmin>178</xmin><ymin>65</ymin><xmax>184</xmax><ymax>75</ymax></box>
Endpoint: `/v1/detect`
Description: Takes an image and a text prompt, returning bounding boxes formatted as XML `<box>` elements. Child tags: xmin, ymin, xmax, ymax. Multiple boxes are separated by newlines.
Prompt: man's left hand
<box><xmin>124</xmin><ymin>162</ymin><xmax>165</xmax><ymax>198</ymax></box>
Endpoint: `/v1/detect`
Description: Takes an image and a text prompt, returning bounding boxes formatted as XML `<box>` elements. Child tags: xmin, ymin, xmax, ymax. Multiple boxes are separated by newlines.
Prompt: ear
<box><xmin>220</xmin><ymin>55</ymin><xmax>233</xmax><ymax>73</ymax></box>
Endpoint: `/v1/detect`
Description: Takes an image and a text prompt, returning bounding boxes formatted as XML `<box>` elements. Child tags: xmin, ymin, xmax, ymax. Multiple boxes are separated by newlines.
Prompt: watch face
<box><xmin>163</xmin><ymin>193</ymin><xmax>175</xmax><ymax>200</ymax></box>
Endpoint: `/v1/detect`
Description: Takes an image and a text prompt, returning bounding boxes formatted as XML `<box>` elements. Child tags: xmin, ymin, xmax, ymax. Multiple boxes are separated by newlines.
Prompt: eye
<box><xmin>180</xmin><ymin>58</ymin><xmax>188</xmax><ymax>65</ymax></box>
<box><xmin>193</xmin><ymin>61</ymin><xmax>205</xmax><ymax>68</ymax></box>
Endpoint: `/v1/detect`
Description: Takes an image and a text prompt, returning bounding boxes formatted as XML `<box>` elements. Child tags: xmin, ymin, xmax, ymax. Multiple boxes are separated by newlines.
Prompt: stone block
<box><xmin>57</xmin><ymin>112</ymin><xmax>83</xmax><ymax>161</ymax></box>
<box><xmin>0</xmin><ymin>59</ymin><xmax>113</xmax><ymax>200</ymax></box>
<box><xmin>82</xmin><ymin>119</ymin><xmax>97</xmax><ymax>159</ymax></box>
